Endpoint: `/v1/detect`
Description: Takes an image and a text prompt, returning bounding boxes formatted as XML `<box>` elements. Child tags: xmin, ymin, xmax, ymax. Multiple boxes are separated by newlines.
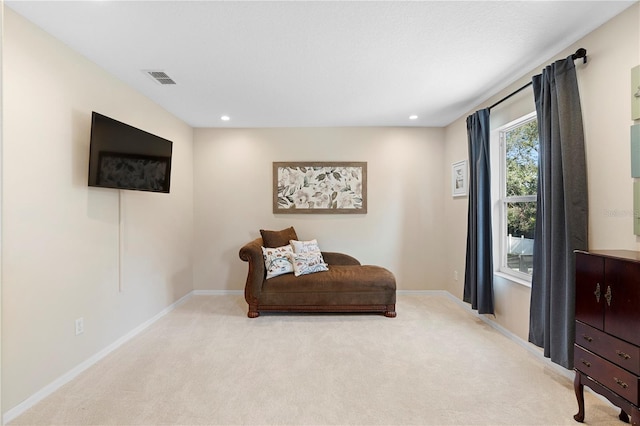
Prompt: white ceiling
<box><xmin>6</xmin><ymin>1</ymin><xmax>637</xmax><ymax>128</ymax></box>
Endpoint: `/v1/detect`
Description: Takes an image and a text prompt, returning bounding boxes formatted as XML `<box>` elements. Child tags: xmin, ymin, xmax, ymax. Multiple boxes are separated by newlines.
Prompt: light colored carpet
<box><xmin>10</xmin><ymin>294</ymin><xmax>620</xmax><ymax>425</ymax></box>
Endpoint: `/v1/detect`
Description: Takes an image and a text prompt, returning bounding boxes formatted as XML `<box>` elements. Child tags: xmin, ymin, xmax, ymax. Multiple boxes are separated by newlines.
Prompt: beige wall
<box><xmin>444</xmin><ymin>4</ymin><xmax>640</xmax><ymax>342</ymax></box>
<box><xmin>2</xmin><ymin>9</ymin><xmax>194</xmax><ymax>412</ymax></box>
<box><xmin>582</xmin><ymin>4</ymin><xmax>640</xmax><ymax>249</ymax></box>
<box><xmin>193</xmin><ymin>127</ymin><xmax>446</xmax><ymax>291</ymax></box>
<box><xmin>2</xmin><ymin>0</ymin><xmax>638</xmax><ymax>419</ymax></box>
<box><xmin>0</xmin><ymin>0</ymin><xmax>4</xmax><ymax>419</ymax></box>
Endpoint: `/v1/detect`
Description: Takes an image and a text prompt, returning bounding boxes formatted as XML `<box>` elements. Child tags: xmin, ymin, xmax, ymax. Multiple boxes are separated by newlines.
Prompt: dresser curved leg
<box><xmin>629</xmin><ymin>410</ymin><xmax>640</xmax><ymax>426</ymax></box>
<box><xmin>619</xmin><ymin>409</ymin><xmax>629</xmax><ymax>423</ymax></box>
<box><xmin>573</xmin><ymin>372</ymin><xmax>585</xmax><ymax>423</ymax></box>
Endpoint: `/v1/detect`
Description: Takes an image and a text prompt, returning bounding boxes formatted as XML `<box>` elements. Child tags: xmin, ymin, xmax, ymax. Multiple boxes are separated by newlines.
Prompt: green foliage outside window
<box><xmin>505</xmin><ymin>119</ymin><xmax>538</xmax><ymax>239</ymax></box>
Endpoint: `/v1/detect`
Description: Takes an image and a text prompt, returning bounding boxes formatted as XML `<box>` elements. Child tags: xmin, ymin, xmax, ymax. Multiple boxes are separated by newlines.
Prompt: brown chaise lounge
<box><xmin>239</xmin><ymin>236</ymin><xmax>397</xmax><ymax>318</ymax></box>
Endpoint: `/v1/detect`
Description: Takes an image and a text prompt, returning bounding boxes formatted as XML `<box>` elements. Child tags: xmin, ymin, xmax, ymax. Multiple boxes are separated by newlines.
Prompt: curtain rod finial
<box><xmin>573</xmin><ymin>48</ymin><xmax>587</xmax><ymax>64</ymax></box>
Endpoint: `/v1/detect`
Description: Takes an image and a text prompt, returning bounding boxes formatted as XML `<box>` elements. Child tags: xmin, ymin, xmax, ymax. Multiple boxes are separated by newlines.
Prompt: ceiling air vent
<box><xmin>145</xmin><ymin>70</ymin><xmax>176</xmax><ymax>85</ymax></box>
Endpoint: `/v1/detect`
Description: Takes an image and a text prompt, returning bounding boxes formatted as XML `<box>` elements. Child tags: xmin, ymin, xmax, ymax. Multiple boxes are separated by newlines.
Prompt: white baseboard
<box><xmin>192</xmin><ymin>289</ymin><xmax>243</xmax><ymax>296</ymax></box>
<box><xmin>397</xmin><ymin>289</ymin><xmax>448</xmax><ymax>296</ymax></box>
<box><xmin>2</xmin><ymin>292</ymin><xmax>194</xmax><ymax>425</ymax></box>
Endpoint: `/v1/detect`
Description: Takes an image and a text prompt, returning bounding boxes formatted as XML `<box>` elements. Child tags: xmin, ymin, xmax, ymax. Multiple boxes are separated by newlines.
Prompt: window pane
<box><xmin>506</xmin><ymin>201</ymin><xmax>536</xmax><ymax>275</ymax></box>
<box><xmin>505</xmin><ymin>120</ymin><xmax>539</xmax><ymax>197</ymax></box>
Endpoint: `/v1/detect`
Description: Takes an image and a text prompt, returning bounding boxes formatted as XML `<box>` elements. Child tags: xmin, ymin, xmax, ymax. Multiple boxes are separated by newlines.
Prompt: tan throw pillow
<box><xmin>290</xmin><ymin>239</ymin><xmax>322</xmax><ymax>254</ymax></box>
<box><xmin>262</xmin><ymin>245</ymin><xmax>294</xmax><ymax>279</ymax></box>
<box><xmin>288</xmin><ymin>251</ymin><xmax>329</xmax><ymax>277</ymax></box>
<box><xmin>260</xmin><ymin>226</ymin><xmax>298</xmax><ymax>248</ymax></box>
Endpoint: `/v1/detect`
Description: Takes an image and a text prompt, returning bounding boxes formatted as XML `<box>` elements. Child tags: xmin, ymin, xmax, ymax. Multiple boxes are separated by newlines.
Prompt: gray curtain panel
<box><xmin>464</xmin><ymin>108</ymin><xmax>494</xmax><ymax>315</ymax></box>
<box><xmin>529</xmin><ymin>56</ymin><xmax>588</xmax><ymax>369</ymax></box>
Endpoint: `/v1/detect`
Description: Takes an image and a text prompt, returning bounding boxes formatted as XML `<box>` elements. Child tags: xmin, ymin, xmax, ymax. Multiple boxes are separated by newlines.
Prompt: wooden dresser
<box><xmin>574</xmin><ymin>250</ymin><xmax>640</xmax><ymax>425</ymax></box>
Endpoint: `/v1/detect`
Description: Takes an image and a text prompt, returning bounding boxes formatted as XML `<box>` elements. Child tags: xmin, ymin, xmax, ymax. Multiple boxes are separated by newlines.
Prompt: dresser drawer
<box><xmin>576</xmin><ymin>321</ymin><xmax>640</xmax><ymax>375</ymax></box>
<box><xmin>575</xmin><ymin>345</ymin><xmax>639</xmax><ymax>404</ymax></box>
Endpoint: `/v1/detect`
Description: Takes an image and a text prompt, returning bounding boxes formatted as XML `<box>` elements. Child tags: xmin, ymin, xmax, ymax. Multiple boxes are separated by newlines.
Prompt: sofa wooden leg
<box><xmin>384</xmin><ymin>305</ymin><xmax>396</xmax><ymax>318</ymax></box>
<box><xmin>248</xmin><ymin>305</ymin><xmax>260</xmax><ymax>318</ymax></box>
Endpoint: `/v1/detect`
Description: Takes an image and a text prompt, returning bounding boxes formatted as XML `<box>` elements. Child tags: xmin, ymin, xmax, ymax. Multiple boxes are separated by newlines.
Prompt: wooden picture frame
<box><xmin>273</xmin><ymin>162</ymin><xmax>367</xmax><ymax>214</ymax></box>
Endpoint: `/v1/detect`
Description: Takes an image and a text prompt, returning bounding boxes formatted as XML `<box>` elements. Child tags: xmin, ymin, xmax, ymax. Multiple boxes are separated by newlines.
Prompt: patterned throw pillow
<box><xmin>288</xmin><ymin>251</ymin><xmax>329</xmax><ymax>277</ymax></box>
<box><xmin>262</xmin><ymin>245</ymin><xmax>294</xmax><ymax>279</ymax></box>
<box><xmin>290</xmin><ymin>239</ymin><xmax>322</xmax><ymax>254</ymax></box>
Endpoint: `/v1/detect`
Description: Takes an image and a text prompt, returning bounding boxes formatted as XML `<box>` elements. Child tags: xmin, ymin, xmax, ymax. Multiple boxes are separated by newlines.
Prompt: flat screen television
<box><xmin>88</xmin><ymin>112</ymin><xmax>173</xmax><ymax>193</ymax></box>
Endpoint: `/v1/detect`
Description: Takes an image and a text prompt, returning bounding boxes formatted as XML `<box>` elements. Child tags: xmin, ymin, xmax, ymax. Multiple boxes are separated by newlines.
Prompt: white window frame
<box><xmin>497</xmin><ymin>111</ymin><xmax>538</xmax><ymax>284</ymax></box>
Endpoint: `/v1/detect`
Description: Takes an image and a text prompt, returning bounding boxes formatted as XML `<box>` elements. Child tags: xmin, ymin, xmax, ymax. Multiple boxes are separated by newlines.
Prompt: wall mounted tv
<box><xmin>88</xmin><ymin>112</ymin><xmax>173</xmax><ymax>193</ymax></box>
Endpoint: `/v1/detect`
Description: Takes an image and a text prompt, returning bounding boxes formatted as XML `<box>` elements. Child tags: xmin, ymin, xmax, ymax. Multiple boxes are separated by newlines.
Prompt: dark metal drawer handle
<box><xmin>617</xmin><ymin>350</ymin><xmax>632</xmax><ymax>360</ymax></box>
<box><xmin>594</xmin><ymin>283</ymin><xmax>601</xmax><ymax>303</ymax></box>
<box><xmin>582</xmin><ymin>335</ymin><xmax>593</xmax><ymax>343</ymax></box>
<box><xmin>605</xmin><ymin>286</ymin><xmax>612</xmax><ymax>306</ymax></box>
<box><xmin>614</xmin><ymin>378</ymin><xmax>628</xmax><ymax>389</ymax></box>
<box><xmin>581</xmin><ymin>359</ymin><xmax>591</xmax><ymax>368</ymax></box>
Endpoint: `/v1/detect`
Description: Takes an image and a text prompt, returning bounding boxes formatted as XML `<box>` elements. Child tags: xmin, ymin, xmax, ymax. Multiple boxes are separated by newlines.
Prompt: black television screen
<box><xmin>88</xmin><ymin>112</ymin><xmax>173</xmax><ymax>193</ymax></box>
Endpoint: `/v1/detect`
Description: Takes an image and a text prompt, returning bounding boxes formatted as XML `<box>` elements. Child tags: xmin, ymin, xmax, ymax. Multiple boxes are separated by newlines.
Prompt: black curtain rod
<box><xmin>488</xmin><ymin>48</ymin><xmax>587</xmax><ymax>111</ymax></box>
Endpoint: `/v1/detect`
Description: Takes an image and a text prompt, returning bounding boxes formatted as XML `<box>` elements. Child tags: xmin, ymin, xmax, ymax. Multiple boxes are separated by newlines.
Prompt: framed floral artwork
<box><xmin>273</xmin><ymin>162</ymin><xmax>367</xmax><ymax>214</ymax></box>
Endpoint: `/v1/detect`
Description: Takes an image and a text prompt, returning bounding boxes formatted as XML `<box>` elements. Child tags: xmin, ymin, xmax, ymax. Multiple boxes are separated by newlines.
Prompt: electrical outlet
<box><xmin>454</xmin><ymin>270</ymin><xmax>458</xmax><ymax>281</ymax></box>
<box><xmin>75</xmin><ymin>318</ymin><xmax>84</xmax><ymax>336</ymax></box>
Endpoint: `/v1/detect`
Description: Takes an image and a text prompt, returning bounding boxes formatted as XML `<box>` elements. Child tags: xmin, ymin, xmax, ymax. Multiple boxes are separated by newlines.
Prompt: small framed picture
<box><xmin>452</xmin><ymin>160</ymin><xmax>468</xmax><ymax>197</ymax></box>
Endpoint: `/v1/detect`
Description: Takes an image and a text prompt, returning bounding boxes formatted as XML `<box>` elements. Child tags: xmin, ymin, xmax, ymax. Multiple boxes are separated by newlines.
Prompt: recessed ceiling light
<box><xmin>221</xmin><ymin>115</ymin><xmax>230</xmax><ymax>121</ymax></box>
<box><xmin>409</xmin><ymin>115</ymin><xmax>418</xmax><ymax>120</ymax></box>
